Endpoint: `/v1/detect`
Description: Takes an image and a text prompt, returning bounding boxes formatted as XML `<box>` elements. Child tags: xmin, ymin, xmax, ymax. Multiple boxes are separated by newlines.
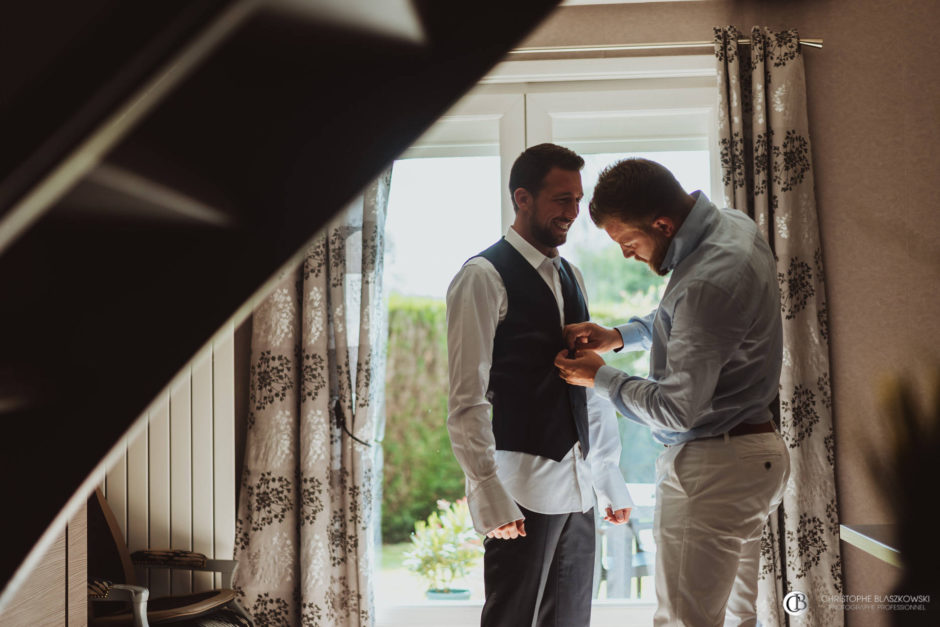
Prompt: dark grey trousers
<box><xmin>481</xmin><ymin>505</ymin><xmax>595</xmax><ymax>627</ymax></box>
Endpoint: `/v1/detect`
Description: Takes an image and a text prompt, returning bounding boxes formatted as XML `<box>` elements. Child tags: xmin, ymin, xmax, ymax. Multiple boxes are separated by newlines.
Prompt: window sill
<box><xmin>376</xmin><ymin>599</ymin><xmax>656</xmax><ymax>626</ymax></box>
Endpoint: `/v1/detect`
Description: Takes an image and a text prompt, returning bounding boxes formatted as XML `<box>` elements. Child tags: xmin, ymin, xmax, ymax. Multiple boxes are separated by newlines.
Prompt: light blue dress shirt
<box><xmin>594</xmin><ymin>192</ymin><xmax>783</xmax><ymax>446</ymax></box>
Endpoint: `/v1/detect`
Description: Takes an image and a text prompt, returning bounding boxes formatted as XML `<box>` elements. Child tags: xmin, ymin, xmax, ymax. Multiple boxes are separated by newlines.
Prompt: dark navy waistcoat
<box><xmin>475</xmin><ymin>237</ymin><xmax>591</xmax><ymax>462</ymax></box>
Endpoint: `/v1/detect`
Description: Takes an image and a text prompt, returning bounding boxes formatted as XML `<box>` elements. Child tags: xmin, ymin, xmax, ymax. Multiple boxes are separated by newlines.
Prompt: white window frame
<box><xmin>400</xmin><ymin>91</ymin><xmax>525</xmax><ymax>230</ymax></box>
<box><xmin>487</xmin><ymin>54</ymin><xmax>721</xmax><ymax>203</ymax></box>
<box><xmin>379</xmin><ymin>54</ymin><xmax>718</xmax><ymax>627</ymax></box>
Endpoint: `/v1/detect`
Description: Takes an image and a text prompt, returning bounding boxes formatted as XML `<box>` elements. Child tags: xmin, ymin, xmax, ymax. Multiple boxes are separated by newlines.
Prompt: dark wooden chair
<box><xmin>87</xmin><ymin>489</ymin><xmax>252</xmax><ymax>626</ymax></box>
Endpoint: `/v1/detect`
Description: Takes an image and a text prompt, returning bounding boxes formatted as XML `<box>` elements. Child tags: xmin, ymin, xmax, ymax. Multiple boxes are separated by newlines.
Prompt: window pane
<box><xmin>385</xmin><ymin>156</ymin><xmax>502</xmax><ymax>298</ymax></box>
<box><xmin>379</xmin><ymin>156</ymin><xmax>500</xmax><ymax>607</ymax></box>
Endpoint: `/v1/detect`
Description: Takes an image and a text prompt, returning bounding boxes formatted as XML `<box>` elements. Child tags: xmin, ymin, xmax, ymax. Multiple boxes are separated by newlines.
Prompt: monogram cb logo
<box><xmin>783</xmin><ymin>590</ymin><xmax>809</xmax><ymax>616</ymax></box>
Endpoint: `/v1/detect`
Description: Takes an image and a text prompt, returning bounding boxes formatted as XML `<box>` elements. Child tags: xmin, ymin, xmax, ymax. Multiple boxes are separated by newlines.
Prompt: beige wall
<box><xmin>523</xmin><ymin>1</ymin><xmax>940</xmax><ymax>624</ymax></box>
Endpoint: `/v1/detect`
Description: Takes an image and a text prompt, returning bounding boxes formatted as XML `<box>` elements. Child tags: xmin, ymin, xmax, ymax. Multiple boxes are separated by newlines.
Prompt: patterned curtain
<box><xmin>714</xmin><ymin>26</ymin><xmax>843</xmax><ymax>626</ymax></box>
<box><xmin>234</xmin><ymin>171</ymin><xmax>391</xmax><ymax>626</ymax></box>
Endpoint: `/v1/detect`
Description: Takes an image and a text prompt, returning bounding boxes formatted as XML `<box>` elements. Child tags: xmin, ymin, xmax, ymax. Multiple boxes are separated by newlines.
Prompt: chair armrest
<box><xmin>112</xmin><ymin>584</ymin><xmax>150</xmax><ymax>627</ymax></box>
<box><xmin>89</xmin><ymin>581</ymin><xmax>150</xmax><ymax>627</ymax></box>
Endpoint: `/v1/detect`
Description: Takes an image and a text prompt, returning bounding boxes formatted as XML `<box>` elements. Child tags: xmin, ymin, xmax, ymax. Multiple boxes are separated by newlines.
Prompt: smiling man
<box><xmin>446</xmin><ymin>143</ymin><xmax>633</xmax><ymax>627</ymax></box>
<box><xmin>555</xmin><ymin>158</ymin><xmax>790</xmax><ymax>627</ymax></box>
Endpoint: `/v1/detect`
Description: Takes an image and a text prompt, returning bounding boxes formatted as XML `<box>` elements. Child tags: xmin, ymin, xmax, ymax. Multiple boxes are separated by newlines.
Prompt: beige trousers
<box><xmin>653</xmin><ymin>431</ymin><xmax>790</xmax><ymax>627</ymax></box>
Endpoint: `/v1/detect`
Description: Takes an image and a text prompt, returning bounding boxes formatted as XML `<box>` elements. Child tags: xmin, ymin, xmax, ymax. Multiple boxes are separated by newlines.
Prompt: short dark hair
<box><xmin>589</xmin><ymin>158</ymin><xmax>688</xmax><ymax>227</ymax></box>
<box><xmin>509</xmin><ymin>143</ymin><xmax>585</xmax><ymax>212</ymax></box>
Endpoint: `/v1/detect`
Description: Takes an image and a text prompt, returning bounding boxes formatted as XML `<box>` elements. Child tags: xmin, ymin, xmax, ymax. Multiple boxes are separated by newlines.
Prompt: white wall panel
<box><xmin>126</xmin><ymin>414</ymin><xmax>149</xmax><ymax>587</ymax></box>
<box><xmin>170</xmin><ymin>377</ymin><xmax>193</xmax><ymax>595</ymax></box>
<box><xmin>212</xmin><ymin>322</ymin><xmax>236</xmax><ymax>589</ymax></box>
<box><xmin>149</xmin><ymin>394</ymin><xmax>171</xmax><ymax>597</ymax></box>
<box><xmin>104</xmin><ymin>436</ymin><xmax>128</xmax><ymax>541</ymax></box>
<box><xmin>191</xmin><ymin>346</ymin><xmax>216</xmax><ymax>593</ymax></box>
<box><xmin>100</xmin><ymin>337</ymin><xmax>236</xmax><ymax>595</ymax></box>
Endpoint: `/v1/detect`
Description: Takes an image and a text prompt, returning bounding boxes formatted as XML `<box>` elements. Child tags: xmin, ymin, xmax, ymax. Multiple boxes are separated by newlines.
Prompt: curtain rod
<box><xmin>510</xmin><ymin>38</ymin><xmax>823</xmax><ymax>55</ymax></box>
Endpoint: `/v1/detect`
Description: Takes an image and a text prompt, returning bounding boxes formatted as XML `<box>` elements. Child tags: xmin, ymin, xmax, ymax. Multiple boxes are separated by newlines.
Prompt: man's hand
<box><xmin>604</xmin><ymin>506</ymin><xmax>631</xmax><ymax>525</ymax></box>
<box><xmin>554</xmin><ymin>349</ymin><xmax>605</xmax><ymax>388</ymax></box>
<box><xmin>486</xmin><ymin>519</ymin><xmax>526</xmax><ymax>540</ymax></box>
<box><xmin>563</xmin><ymin>322</ymin><xmax>624</xmax><ymax>353</ymax></box>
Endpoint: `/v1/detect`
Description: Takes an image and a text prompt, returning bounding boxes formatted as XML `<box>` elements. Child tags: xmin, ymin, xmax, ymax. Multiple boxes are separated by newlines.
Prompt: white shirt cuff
<box><xmin>467</xmin><ymin>475</ymin><xmax>524</xmax><ymax>535</ymax></box>
<box><xmin>592</xmin><ymin>464</ymin><xmax>634</xmax><ymax>512</ymax></box>
<box><xmin>615</xmin><ymin>322</ymin><xmax>648</xmax><ymax>352</ymax></box>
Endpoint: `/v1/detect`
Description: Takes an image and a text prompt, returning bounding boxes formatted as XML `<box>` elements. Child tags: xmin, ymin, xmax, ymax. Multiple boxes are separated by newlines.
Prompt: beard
<box><xmin>530</xmin><ymin>219</ymin><xmax>568</xmax><ymax>250</ymax></box>
<box><xmin>525</xmin><ymin>207</ymin><xmax>570</xmax><ymax>250</ymax></box>
<box><xmin>644</xmin><ymin>226</ymin><xmax>672</xmax><ymax>276</ymax></box>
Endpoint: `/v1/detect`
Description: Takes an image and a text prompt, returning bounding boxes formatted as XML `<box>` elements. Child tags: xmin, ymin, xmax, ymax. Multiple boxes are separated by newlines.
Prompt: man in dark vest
<box><xmin>446</xmin><ymin>143</ymin><xmax>633</xmax><ymax>627</ymax></box>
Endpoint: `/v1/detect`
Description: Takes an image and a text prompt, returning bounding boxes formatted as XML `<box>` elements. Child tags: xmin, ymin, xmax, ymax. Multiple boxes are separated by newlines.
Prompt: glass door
<box><xmin>376</xmin><ymin>61</ymin><xmax>720</xmax><ymax>623</ymax></box>
<box><xmin>377</xmin><ymin>92</ymin><xmax>524</xmax><ymax>611</ymax></box>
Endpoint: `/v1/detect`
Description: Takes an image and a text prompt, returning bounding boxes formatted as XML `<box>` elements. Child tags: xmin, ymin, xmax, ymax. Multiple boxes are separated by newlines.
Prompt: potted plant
<box><xmin>403</xmin><ymin>498</ymin><xmax>483</xmax><ymax>600</ymax></box>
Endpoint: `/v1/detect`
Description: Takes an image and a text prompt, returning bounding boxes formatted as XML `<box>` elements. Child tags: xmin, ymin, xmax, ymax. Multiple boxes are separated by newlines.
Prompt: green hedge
<box><xmin>382</xmin><ymin>295</ymin><xmax>465</xmax><ymax>543</ymax></box>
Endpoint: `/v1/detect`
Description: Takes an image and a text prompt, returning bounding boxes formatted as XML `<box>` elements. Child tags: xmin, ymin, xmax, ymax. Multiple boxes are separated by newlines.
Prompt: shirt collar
<box><xmin>505</xmin><ymin>226</ymin><xmax>557</xmax><ymax>271</ymax></box>
<box><xmin>659</xmin><ymin>191</ymin><xmax>719</xmax><ymax>273</ymax></box>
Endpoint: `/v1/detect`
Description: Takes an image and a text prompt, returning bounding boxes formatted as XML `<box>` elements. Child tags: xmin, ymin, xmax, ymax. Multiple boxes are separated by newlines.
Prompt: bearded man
<box><xmin>446</xmin><ymin>143</ymin><xmax>633</xmax><ymax>627</ymax></box>
<box><xmin>555</xmin><ymin>158</ymin><xmax>790</xmax><ymax>627</ymax></box>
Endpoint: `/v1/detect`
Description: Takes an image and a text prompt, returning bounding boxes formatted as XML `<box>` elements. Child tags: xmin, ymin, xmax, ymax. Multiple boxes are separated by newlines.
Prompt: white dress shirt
<box><xmin>447</xmin><ymin>226</ymin><xmax>633</xmax><ymax>535</ymax></box>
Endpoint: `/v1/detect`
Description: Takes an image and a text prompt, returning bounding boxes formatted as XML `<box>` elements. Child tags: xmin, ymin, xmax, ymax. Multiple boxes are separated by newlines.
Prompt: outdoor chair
<box><xmin>593</xmin><ymin>515</ymin><xmax>656</xmax><ymax>599</ymax></box>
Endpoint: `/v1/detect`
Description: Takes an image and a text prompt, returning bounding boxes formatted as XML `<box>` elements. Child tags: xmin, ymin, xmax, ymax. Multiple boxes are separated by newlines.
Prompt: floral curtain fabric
<box><xmin>234</xmin><ymin>172</ymin><xmax>391</xmax><ymax>626</ymax></box>
<box><xmin>715</xmin><ymin>26</ymin><xmax>843</xmax><ymax>626</ymax></box>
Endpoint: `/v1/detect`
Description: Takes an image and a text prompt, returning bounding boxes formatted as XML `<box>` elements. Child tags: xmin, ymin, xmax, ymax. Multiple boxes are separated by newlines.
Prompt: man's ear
<box><xmin>651</xmin><ymin>216</ymin><xmax>677</xmax><ymax>238</ymax></box>
<box><xmin>513</xmin><ymin>187</ymin><xmax>532</xmax><ymax>212</ymax></box>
